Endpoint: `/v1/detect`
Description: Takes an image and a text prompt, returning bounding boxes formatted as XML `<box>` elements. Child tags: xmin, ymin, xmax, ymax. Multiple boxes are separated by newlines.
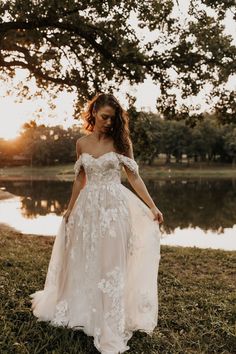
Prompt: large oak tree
<box><xmin>0</xmin><ymin>0</ymin><xmax>235</xmax><ymax>122</ymax></box>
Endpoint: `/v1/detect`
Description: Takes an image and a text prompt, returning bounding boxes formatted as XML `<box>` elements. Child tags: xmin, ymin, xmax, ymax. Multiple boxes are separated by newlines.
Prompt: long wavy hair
<box><xmin>81</xmin><ymin>93</ymin><xmax>131</xmax><ymax>155</ymax></box>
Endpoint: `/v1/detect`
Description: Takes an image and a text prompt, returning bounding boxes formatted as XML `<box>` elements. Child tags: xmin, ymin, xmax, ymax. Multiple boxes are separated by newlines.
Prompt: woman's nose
<box><xmin>105</xmin><ymin>118</ymin><xmax>111</xmax><ymax>126</ymax></box>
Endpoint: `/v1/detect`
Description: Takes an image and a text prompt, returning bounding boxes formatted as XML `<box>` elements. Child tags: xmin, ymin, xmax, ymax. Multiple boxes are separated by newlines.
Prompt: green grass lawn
<box><xmin>0</xmin><ymin>226</ymin><xmax>235</xmax><ymax>353</ymax></box>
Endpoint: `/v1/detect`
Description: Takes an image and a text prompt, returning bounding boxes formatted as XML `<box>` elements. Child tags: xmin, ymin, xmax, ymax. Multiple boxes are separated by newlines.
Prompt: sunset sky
<box><xmin>0</xmin><ymin>1</ymin><xmax>235</xmax><ymax>140</ymax></box>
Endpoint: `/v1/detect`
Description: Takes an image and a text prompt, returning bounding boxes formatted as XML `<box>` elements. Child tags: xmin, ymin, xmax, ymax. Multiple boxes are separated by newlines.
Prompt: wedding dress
<box><xmin>29</xmin><ymin>151</ymin><xmax>161</xmax><ymax>354</ymax></box>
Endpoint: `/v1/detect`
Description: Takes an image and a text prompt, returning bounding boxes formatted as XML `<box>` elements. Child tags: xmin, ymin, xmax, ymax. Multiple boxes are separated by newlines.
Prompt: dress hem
<box><xmin>32</xmin><ymin>314</ymin><xmax>157</xmax><ymax>353</ymax></box>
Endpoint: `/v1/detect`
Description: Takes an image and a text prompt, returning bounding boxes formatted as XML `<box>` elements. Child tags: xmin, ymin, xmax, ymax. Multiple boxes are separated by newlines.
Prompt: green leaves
<box><xmin>0</xmin><ymin>0</ymin><xmax>235</xmax><ymax>117</ymax></box>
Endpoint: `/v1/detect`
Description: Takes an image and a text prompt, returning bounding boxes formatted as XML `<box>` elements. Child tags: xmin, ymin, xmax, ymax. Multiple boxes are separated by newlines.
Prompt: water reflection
<box><xmin>161</xmin><ymin>224</ymin><xmax>236</xmax><ymax>250</ymax></box>
<box><xmin>0</xmin><ymin>197</ymin><xmax>60</xmax><ymax>235</ymax></box>
<box><xmin>1</xmin><ymin>180</ymin><xmax>71</xmax><ymax>217</ymax></box>
<box><xmin>145</xmin><ymin>178</ymin><xmax>236</xmax><ymax>232</ymax></box>
<box><xmin>0</xmin><ymin>178</ymin><xmax>236</xmax><ymax>250</ymax></box>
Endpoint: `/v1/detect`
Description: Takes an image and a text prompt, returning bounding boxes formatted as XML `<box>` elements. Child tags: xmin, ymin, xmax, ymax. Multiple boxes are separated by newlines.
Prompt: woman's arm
<box><xmin>124</xmin><ymin>141</ymin><xmax>164</xmax><ymax>224</ymax></box>
<box><xmin>66</xmin><ymin>139</ymin><xmax>86</xmax><ymax>212</ymax></box>
<box><xmin>66</xmin><ymin>169</ymin><xmax>85</xmax><ymax>212</ymax></box>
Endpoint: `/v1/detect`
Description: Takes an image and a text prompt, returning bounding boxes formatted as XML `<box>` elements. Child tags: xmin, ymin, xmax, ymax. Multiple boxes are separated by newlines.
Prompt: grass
<box><xmin>0</xmin><ymin>225</ymin><xmax>235</xmax><ymax>353</ymax></box>
<box><xmin>1</xmin><ymin>160</ymin><xmax>236</xmax><ymax>181</ymax></box>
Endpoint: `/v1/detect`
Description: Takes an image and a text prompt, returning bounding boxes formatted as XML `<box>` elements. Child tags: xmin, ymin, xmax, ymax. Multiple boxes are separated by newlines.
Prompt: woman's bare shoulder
<box><xmin>76</xmin><ymin>134</ymin><xmax>91</xmax><ymax>144</ymax></box>
<box><xmin>76</xmin><ymin>135</ymin><xmax>92</xmax><ymax>149</ymax></box>
<box><xmin>76</xmin><ymin>135</ymin><xmax>91</xmax><ymax>158</ymax></box>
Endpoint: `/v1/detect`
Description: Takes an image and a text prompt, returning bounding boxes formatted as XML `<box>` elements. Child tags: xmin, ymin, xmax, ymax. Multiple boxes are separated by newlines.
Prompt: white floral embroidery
<box><xmin>117</xmin><ymin>154</ymin><xmax>139</xmax><ymax>176</ymax></box>
<box><xmin>94</xmin><ymin>326</ymin><xmax>102</xmax><ymax>350</ymax></box>
<box><xmin>95</xmin><ymin>326</ymin><xmax>101</xmax><ymax>336</ymax></box>
<box><xmin>29</xmin><ymin>151</ymin><xmax>160</xmax><ymax>353</ymax></box>
<box><xmin>52</xmin><ymin>300</ymin><xmax>69</xmax><ymax>325</ymax></box>
<box><xmin>100</xmin><ymin>206</ymin><xmax>119</xmax><ymax>237</ymax></box>
<box><xmin>73</xmin><ymin>152</ymin><xmax>139</xmax><ymax>180</ymax></box>
<box><xmin>74</xmin><ymin>156</ymin><xmax>82</xmax><ymax>177</ymax></box>
<box><xmin>65</xmin><ymin>214</ymin><xmax>75</xmax><ymax>248</ymax></box>
<box><xmin>98</xmin><ymin>266</ymin><xmax>125</xmax><ymax>333</ymax></box>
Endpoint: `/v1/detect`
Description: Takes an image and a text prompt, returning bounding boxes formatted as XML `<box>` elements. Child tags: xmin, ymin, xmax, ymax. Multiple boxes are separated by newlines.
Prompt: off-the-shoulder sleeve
<box><xmin>118</xmin><ymin>154</ymin><xmax>139</xmax><ymax>176</ymax></box>
<box><xmin>73</xmin><ymin>155</ymin><xmax>82</xmax><ymax>177</ymax></box>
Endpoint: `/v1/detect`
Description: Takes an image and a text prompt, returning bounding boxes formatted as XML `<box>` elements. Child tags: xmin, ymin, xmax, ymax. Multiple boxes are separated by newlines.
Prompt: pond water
<box><xmin>0</xmin><ymin>178</ymin><xmax>236</xmax><ymax>251</ymax></box>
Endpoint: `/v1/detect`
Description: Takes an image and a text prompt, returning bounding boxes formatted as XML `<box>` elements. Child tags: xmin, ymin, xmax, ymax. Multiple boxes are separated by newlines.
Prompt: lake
<box><xmin>0</xmin><ymin>177</ymin><xmax>235</xmax><ymax>251</ymax></box>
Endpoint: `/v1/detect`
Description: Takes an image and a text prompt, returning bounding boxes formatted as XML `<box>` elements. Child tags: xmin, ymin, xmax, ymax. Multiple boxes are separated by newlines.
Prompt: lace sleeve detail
<box><xmin>73</xmin><ymin>155</ymin><xmax>82</xmax><ymax>177</ymax></box>
<box><xmin>118</xmin><ymin>154</ymin><xmax>139</xmax><ymax>176</ymax></box>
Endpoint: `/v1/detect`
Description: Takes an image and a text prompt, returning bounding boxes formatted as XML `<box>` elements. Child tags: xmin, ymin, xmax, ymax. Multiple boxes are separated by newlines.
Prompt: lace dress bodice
<box><xmin>73</xmin><ymin>151</ymin><xmax>139</xmax><ymax>186</ymax></box>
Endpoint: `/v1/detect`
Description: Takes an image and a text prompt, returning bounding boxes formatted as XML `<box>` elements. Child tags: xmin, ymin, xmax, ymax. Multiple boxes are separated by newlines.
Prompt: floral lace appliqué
<box><xmin>117</xmin><ymin>154</ymin><xmax>139</xmax><ymax>177</ymax></box>
<box><xmin>98</xmin><ymin>266</ymin><xmax>125</xmax><ymax>333</ymax></box>
<box><xmin>100</xmin><ymin>206</ymin><xmax>119</xmax><ymax>238</ymax></box>
<box><xmin>73</xmin><ymin>152</ymin><xmax>139</xmax><ymax>180</ymax></box>
<box><xmin>52</xmin><ymin>299</ymin><xmax>69</xmax><ymax>326</ymax></box>
<box><xmin>74</xmin><ymin>156</ymin><xmax>82</xmax><ymax>177</ymax></box>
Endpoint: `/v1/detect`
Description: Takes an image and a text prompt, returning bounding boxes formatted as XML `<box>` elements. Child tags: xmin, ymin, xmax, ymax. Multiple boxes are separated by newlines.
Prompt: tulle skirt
<box><xmin>30</xmin><ymin>182</ymin><xmax>161</xmax><ymax>353</ymax></box>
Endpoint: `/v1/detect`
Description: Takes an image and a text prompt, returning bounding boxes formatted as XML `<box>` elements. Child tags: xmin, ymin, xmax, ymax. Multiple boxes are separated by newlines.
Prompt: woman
<box><xmin>30</xmin><ymin>93</ymin><xmax>163</xmax><ymax>354</ymax></box>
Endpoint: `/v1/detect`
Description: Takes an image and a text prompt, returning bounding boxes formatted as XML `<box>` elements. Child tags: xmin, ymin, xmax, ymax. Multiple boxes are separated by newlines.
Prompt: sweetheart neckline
<box><xmin>81</xmin><ymin>151</ymin><xmax>117</xmax><ymax>160</ymax></box>
<box><xmin>80</xmin><ymin>151</ymin><xmax>136</xmax><ymax>162</ymax></box>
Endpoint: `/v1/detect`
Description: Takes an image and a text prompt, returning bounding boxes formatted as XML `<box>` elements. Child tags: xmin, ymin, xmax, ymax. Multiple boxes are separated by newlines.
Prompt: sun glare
<box><xmin>1</xmin><ymin>124</ymin><xmax>23</xmax><ymax>140</ymax></box>
<box><xmin>0</xmin><ymin>97</ymin><xmax>29</xmax><ymax>140</ymax></box>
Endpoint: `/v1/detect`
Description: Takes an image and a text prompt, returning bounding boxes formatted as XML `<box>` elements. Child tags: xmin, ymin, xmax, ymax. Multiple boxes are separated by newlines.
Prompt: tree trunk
<box><xmin>165</xmin><ymin>153</ymin><xmax>171</xmax><ymax>164</ymax></box>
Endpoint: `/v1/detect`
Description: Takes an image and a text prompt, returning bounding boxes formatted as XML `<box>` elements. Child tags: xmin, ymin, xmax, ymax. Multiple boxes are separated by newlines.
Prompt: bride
<box><xmin>30</xmin><ymin>93</ymin><xmax>164</xmax><ymax>354</ymax></box>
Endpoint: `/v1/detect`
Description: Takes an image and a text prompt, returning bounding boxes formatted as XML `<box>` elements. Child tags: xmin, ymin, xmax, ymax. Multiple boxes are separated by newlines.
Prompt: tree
<box><xmin>130</xmin><ymin>110</ymin><xmax>162</xmax><ymax>164</ymax></box>
<box><xmin>224</xmin><ymin>126</ymin><xmax>236</xmax><ymax>166</ymax></box>
<box><xmin>21</xmin><ymin>120</ymin><xmax>38</xmax><ymax>167</ymax></box>
<box><xmin>19</xmin><ymin>122</ymin><xmax>81</xmax><ymax>165</ymax></box>
<box><xmin>0</xmin><ymin>0</ymin><xmax>235</xmax><ymax>119</ymax></box>
<box><xmin>169</xmin><ymin>121</ymin><xmax>191</xmax><ymax>163</ymax></box>
<box><xmin>214</xmin><ymin>90</ymin><xmax>236</xmax><ymax>125</ymax></box>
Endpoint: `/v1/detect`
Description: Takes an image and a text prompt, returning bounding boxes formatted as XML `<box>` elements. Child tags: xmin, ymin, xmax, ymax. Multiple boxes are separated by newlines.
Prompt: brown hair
<box><xmin>81</xmin><ymin>93</ymin><xmax>131</xmax><ymax>155</ymax></box>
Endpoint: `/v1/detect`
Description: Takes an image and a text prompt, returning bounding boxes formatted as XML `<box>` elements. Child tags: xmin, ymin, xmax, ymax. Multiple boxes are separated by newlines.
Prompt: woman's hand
<box><xmin>150</xmin><ymin>206</ymin><xmax>164</xmax><ymax>224</ymax></box>
<box><xmin>63</xmin><ymin>208</ymin><xmax>72</xmax><ymax>223</ymax></box>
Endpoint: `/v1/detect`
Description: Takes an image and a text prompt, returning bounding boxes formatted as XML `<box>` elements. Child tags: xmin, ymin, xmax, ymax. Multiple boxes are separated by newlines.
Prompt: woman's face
<box><xmin>93</xmin><ymin>104</ymin><xmax>116</xmax><ymax>133</ymax></box>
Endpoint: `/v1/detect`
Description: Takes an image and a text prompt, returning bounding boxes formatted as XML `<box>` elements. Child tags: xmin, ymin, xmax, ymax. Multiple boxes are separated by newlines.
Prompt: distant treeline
<box><xmin>0</xmin><ymin>110</ymin><xmax>236</xmax><ymax>166</ymax></box>
<box><xmin>0</xmin><ymin>121</ymin><xmax>81</xmax><ymax>166</ymax></box>
<box><xmin>128</xmin><ymin>110</ymin><xmax>236</xmax><ymax>166</ymax></box>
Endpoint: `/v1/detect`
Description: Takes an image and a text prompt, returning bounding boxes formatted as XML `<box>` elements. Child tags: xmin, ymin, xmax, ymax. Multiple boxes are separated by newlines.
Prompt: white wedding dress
<box><xmin>29</xmin><ymin>151</ymin><xmax>161</xmax><ymax>354</ymax></box>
